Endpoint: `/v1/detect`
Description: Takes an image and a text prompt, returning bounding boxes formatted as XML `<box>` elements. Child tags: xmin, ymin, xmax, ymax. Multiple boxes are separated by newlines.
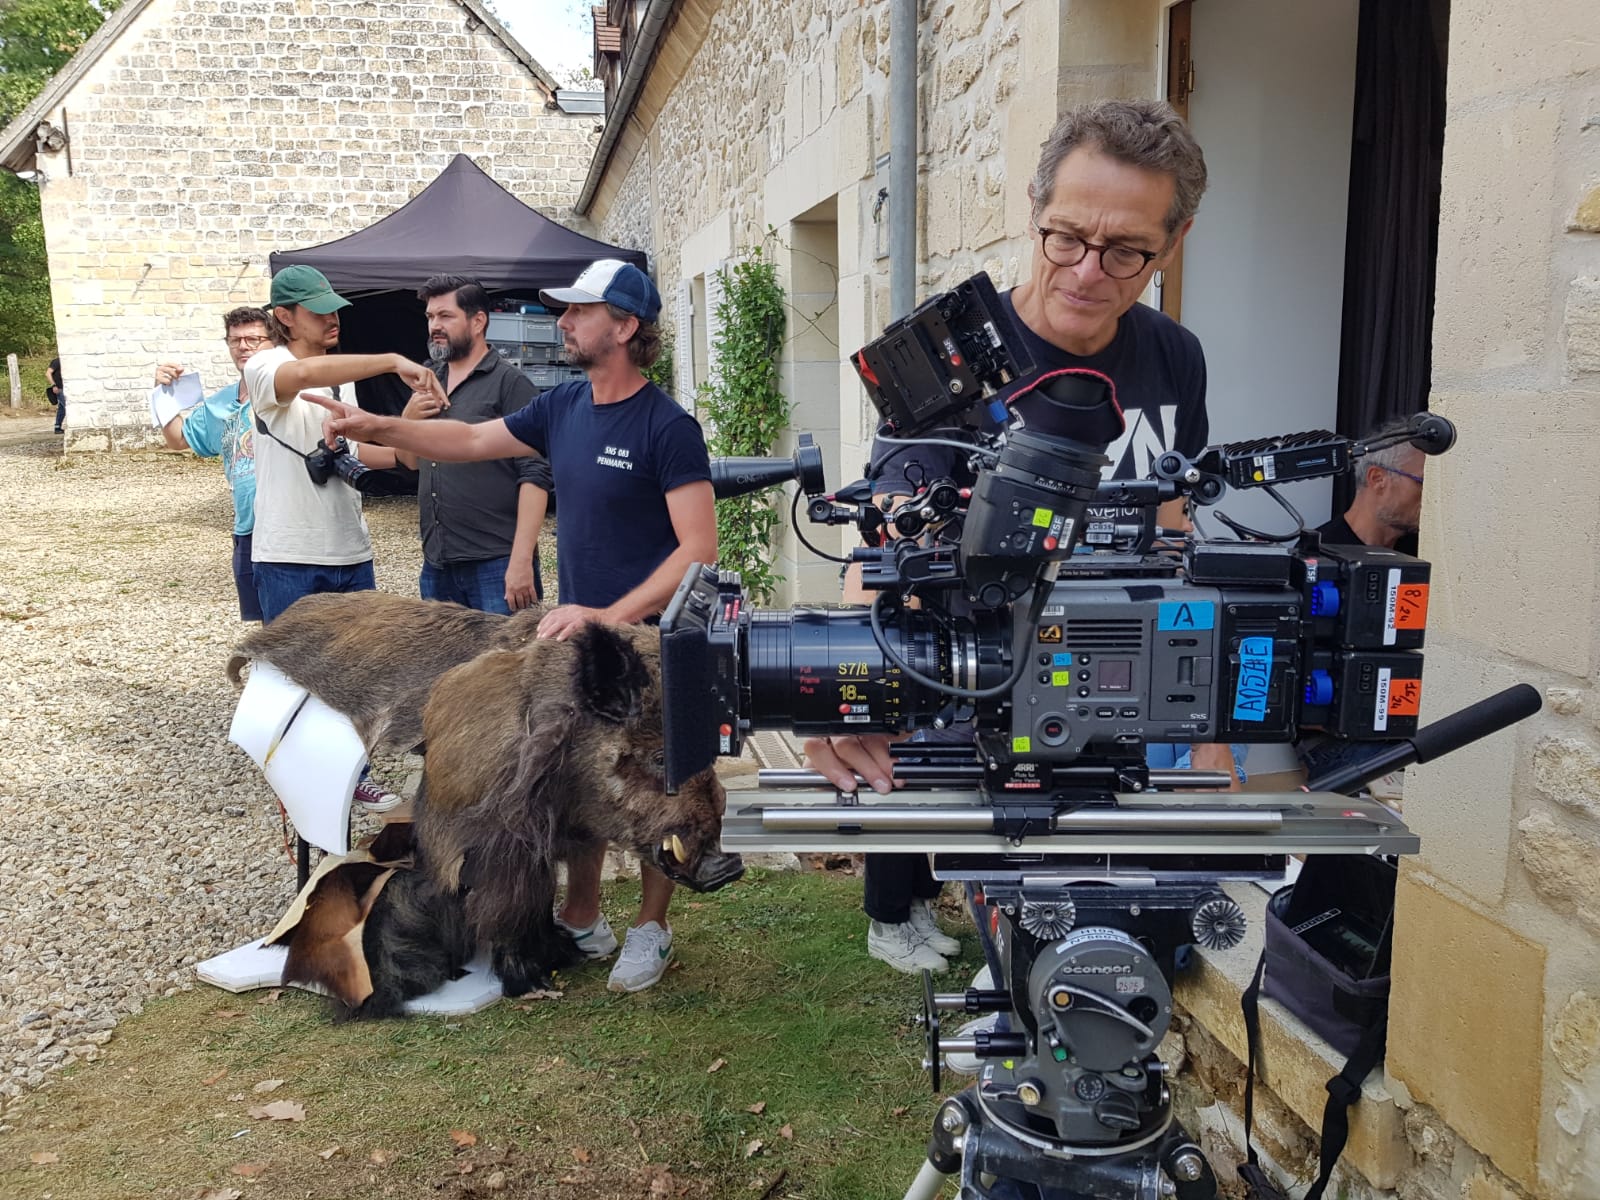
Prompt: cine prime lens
<box><xmin>742</xmin><ymin>607</ymin><xmax>945</xmax><ymax>736</ymax></box>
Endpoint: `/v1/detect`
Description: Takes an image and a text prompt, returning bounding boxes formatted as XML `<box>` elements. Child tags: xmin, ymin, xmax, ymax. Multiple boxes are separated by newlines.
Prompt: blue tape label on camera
<box><xmin>1158</xmin><ymin>601</ymin><xmax>1215</xmax><ymax>631</ymax></box>
<box><xmin>1232</xmin><ymin>636</ymin><xmax>1273</xmax><ymax>722</ymax></box>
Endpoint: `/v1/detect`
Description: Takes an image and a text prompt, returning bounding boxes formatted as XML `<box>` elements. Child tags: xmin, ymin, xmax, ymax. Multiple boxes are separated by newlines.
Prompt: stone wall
<box><xmin>1381</xmin><ymin>3</ymin><xmax>1600</xmax><ymax>1197</ymax></box>
<box><xmin>38</xmin><ymin>0</ymin><xmax>599</xmax><ymax>449</ymax></box>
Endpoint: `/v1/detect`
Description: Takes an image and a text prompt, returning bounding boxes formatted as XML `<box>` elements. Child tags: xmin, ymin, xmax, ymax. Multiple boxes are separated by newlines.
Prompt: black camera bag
<box><xmin>1237</xmin><ymin>854</ymin><xmax>1396</xmax><ymax>1200</ymax></box>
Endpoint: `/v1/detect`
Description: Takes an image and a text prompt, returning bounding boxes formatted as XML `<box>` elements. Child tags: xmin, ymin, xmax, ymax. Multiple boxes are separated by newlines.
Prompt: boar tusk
<box><xmin>671</xmin><ymin>834</ymin><xmax>688</xmax><ymax>864</ymax></box>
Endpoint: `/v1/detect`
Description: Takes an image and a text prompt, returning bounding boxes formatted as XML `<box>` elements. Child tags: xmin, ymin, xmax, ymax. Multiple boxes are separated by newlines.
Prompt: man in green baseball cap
<box><xmin>245</xmin><ymin>262</ymin><xmax>447</xmax><ymax>812</ymax></box>
<box><xmin>268</xmin><ymin>264</ymin><xmax>353</xmax><ymax>314</ymax></box>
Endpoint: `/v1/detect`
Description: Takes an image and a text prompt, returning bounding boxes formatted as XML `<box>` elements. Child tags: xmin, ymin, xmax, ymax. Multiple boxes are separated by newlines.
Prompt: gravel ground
<box><xmin>0</xmin><ymin>427</ymin><xmax>449</xmax><ymax>1120</ymax></box>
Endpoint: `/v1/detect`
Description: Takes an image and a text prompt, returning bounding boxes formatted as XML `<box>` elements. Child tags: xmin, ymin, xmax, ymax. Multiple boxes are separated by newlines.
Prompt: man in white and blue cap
<box><xmin>307</xmin><ymin>257</ymin><xmax>717</xmax><ymax>991</ymax></box>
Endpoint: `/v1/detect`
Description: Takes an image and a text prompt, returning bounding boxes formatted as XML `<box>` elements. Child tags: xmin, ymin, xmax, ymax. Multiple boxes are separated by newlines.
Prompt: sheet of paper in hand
<box><xmin>149</xmin><ymin>370</ymin><xmax>205</xmax><ymax>428</ymax></box>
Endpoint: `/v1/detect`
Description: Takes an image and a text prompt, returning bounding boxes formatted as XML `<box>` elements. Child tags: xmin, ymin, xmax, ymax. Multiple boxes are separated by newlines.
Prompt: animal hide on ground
<box><xmin>231</xmin><ymin>594</ymin><xmax>742</xmax><ymax>1019</ymax></box>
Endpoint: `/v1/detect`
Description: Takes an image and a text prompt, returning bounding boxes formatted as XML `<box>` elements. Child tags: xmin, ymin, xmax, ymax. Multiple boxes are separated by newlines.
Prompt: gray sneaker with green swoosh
<box><xmin>607</xmin><ymin>921</ymin><xmax>673</xmax><ymax>993</ymax></box>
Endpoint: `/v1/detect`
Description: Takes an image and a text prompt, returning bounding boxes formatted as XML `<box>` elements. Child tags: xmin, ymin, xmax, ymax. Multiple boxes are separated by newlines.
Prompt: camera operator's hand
<box><xmin>537</xmin><ymin>604</ymin><xmax>604</xmax><ymax>641</ymax></box>
<box><xmin>802</xmin><ymin>734</ymin><xmax>904</xmax><ymax>796</ymax></box>
<box><xmin>402</xmin><ymin>386</ymin><xmax>450</xmax><ymax>421</ymax></box>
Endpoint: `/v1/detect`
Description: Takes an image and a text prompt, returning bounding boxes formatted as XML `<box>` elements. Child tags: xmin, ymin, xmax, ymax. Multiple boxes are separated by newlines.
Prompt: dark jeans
<box><xmin>863</xmin><ymin>853</ymin><xmax>943</xmax><ymax>924</ymax></box>
<box><xmin>51</xmin><ymin>391</ymin><xmax>64</xmax><ymax>432</ymax></box>
<box><xmin>254</xmin><ymin>558</ymin><xmax>376</xmax><ymax>624</ymax></box>
<box><xmin>231</xmin><ymin>533</ymin><xmax>264</xmax><ymax>622</ymax></box>
<box><xmin>419</xmin><ymin>554</ymin><xmax>543</xmax><ymax>614</ymax></box>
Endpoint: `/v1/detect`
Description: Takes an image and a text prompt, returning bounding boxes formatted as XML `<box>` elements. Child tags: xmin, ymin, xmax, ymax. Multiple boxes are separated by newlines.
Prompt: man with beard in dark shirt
<box><xmin>1316</xmin><ymin>419</ymin><xmax>1424</xmax><ymax>556</ymax></box>
<box><xmin>398</xmin><ymin>276</ymin><xmax>551</xmax><ymax>612</ymax></box>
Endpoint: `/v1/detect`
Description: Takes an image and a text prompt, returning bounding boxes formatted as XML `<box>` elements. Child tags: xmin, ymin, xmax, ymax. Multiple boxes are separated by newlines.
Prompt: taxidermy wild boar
<box><xmin>228</xmin><ymin>593</ymin><xmax>743</xmax><ymax>1018</ymax></box>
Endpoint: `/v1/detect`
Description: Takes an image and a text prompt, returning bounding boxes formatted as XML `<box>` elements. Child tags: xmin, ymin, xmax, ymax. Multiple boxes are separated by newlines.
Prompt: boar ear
<box><xmin>571</xmin><ymin>623</ymin><xmax>651</xmax><ymax>723</ymax></box>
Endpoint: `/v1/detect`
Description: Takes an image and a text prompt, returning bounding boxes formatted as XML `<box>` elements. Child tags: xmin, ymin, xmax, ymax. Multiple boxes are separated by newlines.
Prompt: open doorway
<box><xmin>1164</xmin><ymin>0</ymin><xmax>1447</xmax><ymax>529</ymax></box>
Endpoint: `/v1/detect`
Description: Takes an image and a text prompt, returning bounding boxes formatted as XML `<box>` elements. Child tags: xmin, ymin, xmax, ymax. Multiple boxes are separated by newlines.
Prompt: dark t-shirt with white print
<box><xmin>871</xmin><ymin>290</ymin><xmax>1208</xmax><ymax>495</ymax></box>
<box><xmin>503</xmin><ymin>378</ymin><xmax>711</xmax><ymax>609</ymax></box>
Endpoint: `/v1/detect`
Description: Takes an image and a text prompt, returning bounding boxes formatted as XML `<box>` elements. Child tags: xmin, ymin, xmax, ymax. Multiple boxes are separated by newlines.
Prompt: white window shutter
<box><xmin>674</xmin><ymin>279</ymin><xmax>695</xmax><ymax>409</ymax></box>
<box><xmin>704</xmin><ymin>262</ymin><xmax>727</xmax><ymax>395</ymax></box>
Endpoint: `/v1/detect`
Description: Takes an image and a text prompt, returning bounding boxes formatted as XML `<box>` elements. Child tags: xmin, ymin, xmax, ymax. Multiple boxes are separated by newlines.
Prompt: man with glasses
<box><xmin>804</xmin><ymin>98</ymin><xmax>1226</xmax><ymax>974</ymax></box>
<box><xmin>154</xmin><ymin>307</ymin><xmax>274</xmax><ymax>621</ymax></box>
<box><xmin>1316</xmin><ymin>420</ymin><xmax>1425</xmax><ymax>554</ymax></box>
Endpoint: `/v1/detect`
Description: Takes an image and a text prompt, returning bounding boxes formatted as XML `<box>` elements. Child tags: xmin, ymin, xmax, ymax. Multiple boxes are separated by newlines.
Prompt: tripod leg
<box><xmin>903</xmin><ymin>1157</ymin><xmax>953</xmax><ymax>1200</ymax></box>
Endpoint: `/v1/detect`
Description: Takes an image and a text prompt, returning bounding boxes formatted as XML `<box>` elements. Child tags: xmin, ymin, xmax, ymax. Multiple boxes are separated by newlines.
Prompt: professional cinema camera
<box><xmin>663</xmin><ymin>274</ymin><xmax>1539</xmax><ymax>1200</ymax></box>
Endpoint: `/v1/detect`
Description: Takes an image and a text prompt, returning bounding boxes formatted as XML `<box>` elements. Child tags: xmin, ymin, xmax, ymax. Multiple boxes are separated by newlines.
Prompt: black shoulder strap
<box><xmin>1303</xmin><ymin>1014</ymin><xmax>1388</xmax><ymax>1200</ymax></box>
<box><xmin>1238</xmin><ymin>949</ymin><xmax>1389</xmax><ymax>1200</ymax></box>
<box><xmin>253</xmin><ymin>383</ymin><xmax>342</xmax><ymax>458</ymax></box>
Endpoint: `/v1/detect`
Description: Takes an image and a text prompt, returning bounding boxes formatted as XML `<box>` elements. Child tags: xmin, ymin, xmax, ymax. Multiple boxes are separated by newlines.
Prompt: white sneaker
<box><xmin>945</xmin><ymin>1012</ymin><xmax>1000</xmax><ymax>1076</ymax></box>
<box><xmin>555</xmin><ymin>912</ymin><xmax>619</xmax><ymax>959</ymax></box>
<box><xmin>607</xmin><ymin>921</ymin><xmax>673</xmax><ymax>992</ymax></box>
<box><xmin>907</xmin><ymin>899</ymin><xmax>963</xmax><ymax>956</ymax></box>
<box><xmin>868</xmin><ymin>920</ymin><xmax>949</xmax><ymax>974</ymax></box>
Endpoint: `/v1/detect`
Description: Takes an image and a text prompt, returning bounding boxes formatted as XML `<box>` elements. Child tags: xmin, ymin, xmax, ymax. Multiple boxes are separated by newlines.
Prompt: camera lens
<box><xmin>742</xmin><ymin>608</ymin><xmax>947</xmax><ymax>736</ymax></box>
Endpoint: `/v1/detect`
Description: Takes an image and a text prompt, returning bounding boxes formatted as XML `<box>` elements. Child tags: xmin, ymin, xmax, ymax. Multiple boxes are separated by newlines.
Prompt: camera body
<box><xmin>304</xmin><ymin>437</ymin><xmax>379</xmax><ymax>493</ymax></box>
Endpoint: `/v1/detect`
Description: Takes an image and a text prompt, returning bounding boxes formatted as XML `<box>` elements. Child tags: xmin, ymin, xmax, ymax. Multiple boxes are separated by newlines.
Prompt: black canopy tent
<box><xmin>268</xmin><ymin>154</ymin><xmax>648</xmax><ymax>414</ymax></box>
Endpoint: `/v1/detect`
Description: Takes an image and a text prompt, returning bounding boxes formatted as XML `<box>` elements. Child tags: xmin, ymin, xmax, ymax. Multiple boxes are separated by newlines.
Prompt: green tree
<box><xmin>0</xmin><ymin>0</ymin><xmax>122</xmax><ymax>353</ymax></box>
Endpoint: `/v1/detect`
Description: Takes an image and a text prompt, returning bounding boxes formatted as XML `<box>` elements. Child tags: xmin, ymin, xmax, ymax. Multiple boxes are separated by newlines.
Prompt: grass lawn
<box><xmin>0</xmin><ymin>869</ymin><xmax>975</xmax><ymax>1199</ymax></box>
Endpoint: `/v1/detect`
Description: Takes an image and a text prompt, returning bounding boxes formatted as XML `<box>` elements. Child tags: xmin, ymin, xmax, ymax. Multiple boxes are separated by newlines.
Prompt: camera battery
<box><xmin>1297</xmin><ymin>543</ymin><xmax>1430</xmax><ymax>650</ymax></box>
<box><xmin>1306</xmin><ymin>649</ymin><xmax>1424</xmax><ymax>739</ymax></box>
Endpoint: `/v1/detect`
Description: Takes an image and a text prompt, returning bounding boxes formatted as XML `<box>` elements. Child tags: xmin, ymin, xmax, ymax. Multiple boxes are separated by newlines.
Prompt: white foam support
<box><xmin>228</xmin><ymin>663</ymin><xmax>367</xmax><ymax>855</ymax></box>
<box><xmin>194</xmin><ymin>941</ymin><xmax>506</xmax><ymax>1016</ymax></box>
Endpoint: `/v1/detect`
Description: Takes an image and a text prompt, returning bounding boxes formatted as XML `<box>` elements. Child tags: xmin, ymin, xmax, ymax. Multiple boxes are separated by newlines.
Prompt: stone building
<box><xmin>580</xmin><ymin>2</ymin><xmax>1600</xmax><ymax>1199</ymax></box>
<box><xmin>0</xmin><ymin>0</ymin><xmax>602</xmax><ymax>449</ymax></box>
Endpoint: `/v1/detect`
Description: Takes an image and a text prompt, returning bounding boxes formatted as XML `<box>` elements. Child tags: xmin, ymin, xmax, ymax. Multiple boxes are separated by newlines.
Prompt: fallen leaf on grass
<box><xmin>29</xmin><ymin>1151</ymin><xmax>59</xmax><ymax>1165</ymax></box>
<box><xmin>645</xmin><ymin>1165</ymin><xmax>677</xmax><ymax>1195</ymax></box>
<box><xmin>744</xmin><ymin>1138</ymin><xmax>764</xmax><ymax>1158</ymax></box>
<box><xmin>892</xmin><ymin>1106</ymin><xmax>908</xmax><ymax>1117</ymax></box>
<box><xmin>369</xmin><ymin>1149</ymin><xmax>392</xmax><ymax>1165</ymax></box>
<box><xmin>317</xmin><ymin>1146</ymin><xmax>342</xmax><ymax>1160</ymax></box>
<box><xmin>246</xmin><ymin>1100</ymin><xmax>305</xmax><ymax>1122</ymax></box>
<box><xmin>200</xmin><ymin>1068</ymin><xmax>228</xmax><ymax>1087</ymax></box>
<box><xmin>257</xmin><ymin>989</ymin><xmax>282</xmax><ymax>1005</ymax></box>
<box><xmin>194</xmin><ymin>1189</ymin><xmax>243</xmax><ymax>1200</ymax></box>
<box><xmin>778</xmin><ymin>1124</ymin><xmax>793</xmax><ymax>1140</ymax></box>
<box><xmin>707</xmin><ymin>1057</ymin><xmax>727</xmax><ymax>1074</ymax></box>
<box><xmin>746</xmin><ymin>1101</ymin><xmax>766</xmax><ymax>1115</ymax></box>
<box><xmin>456</xmin><ymin>1160</ymin><xmax>476</xmax><ymax>1175</ymax></box>
<box><xmin>571</xmin><ymin>1146</ymin><xmax>593</xmax><ymax>1164</ymax></box>
<box><xmin>251</xmin><ymin>1079</ymin><xmax>285</xmax><ymax>1094</ymax></box>
<box><xmin>449</xmin><ymin>1129</ymin><xmax>478</xmax><ymax>1149</ymax></box>
<box><xmin>229</xmin><ymin>1162</ymin><xmax>267</xmax><ymax>1178</ymax></box>
<box><xmin>484</xmin><ymin>1169</ymin><xmax>507</xmax><ymax>1190</ymax></box>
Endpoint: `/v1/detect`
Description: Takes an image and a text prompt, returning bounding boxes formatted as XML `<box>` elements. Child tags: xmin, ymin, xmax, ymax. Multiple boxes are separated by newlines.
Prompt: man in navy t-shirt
<box><xmin>310</xmin><ymin>259</ymin><xmax>716</xmax><ymax>995</ymax></box>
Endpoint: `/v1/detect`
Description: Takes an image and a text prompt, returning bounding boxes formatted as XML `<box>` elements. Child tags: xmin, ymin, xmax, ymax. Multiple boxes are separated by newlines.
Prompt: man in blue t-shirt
<box><xmin>154</xmin><ymin>306</ymin><xmax>273</xmax><ymax>621</ymax></box>
<box><xmin>309</xmin><ymin>259</ymin><xmax>716</xmax><ymax>995</ymax></box>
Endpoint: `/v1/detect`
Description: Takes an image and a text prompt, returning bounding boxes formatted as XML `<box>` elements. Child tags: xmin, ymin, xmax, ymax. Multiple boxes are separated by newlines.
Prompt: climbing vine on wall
<box><xmin>698</xmin><ymin>248</ymin><xmax>789</xmax><ymax>603</ymax></box>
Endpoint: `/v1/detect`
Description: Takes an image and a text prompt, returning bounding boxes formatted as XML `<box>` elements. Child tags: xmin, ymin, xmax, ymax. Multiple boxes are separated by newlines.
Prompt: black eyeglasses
<box><xmin>1376</xmin><ymin>463</ymin><xmax>1424</xmax><ymax>485</ymax></box>
<box><xmin>225</xmin><ymin>334</ymin><xmax>270</xmax><ymax>351</ymax></box>
<box><xmin>1033</xmin><ymin>225</ymin><xmax>1164</xmax><ymax>280</ymax></box>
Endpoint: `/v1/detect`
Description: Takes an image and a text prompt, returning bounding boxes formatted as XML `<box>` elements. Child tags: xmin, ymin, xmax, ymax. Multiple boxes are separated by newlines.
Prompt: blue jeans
<box><xmin>231</xmin><ymin>533</ymin><xmax>264</xmax><ymax>623</ymax></box>
<box><xmin>254</xmin><ymin>559</ymin><xmax>376</xmax><ymax>624</ymax></box>
<box><xmin>419</xmin><ymin>555</ymin><xmax>542</xmax><ymax>615</ymax></box>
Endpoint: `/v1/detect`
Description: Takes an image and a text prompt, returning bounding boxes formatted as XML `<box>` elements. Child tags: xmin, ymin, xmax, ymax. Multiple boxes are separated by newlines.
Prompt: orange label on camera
<box><xmin>1388</xmin><ymin>678</ymin><xmax>1422</xmax><ymax>716</ymax></box>
<box><xmin>1393</xmin><ymin>583</ymin><xmax>1429</xmax><ymax>630</ymax></box>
